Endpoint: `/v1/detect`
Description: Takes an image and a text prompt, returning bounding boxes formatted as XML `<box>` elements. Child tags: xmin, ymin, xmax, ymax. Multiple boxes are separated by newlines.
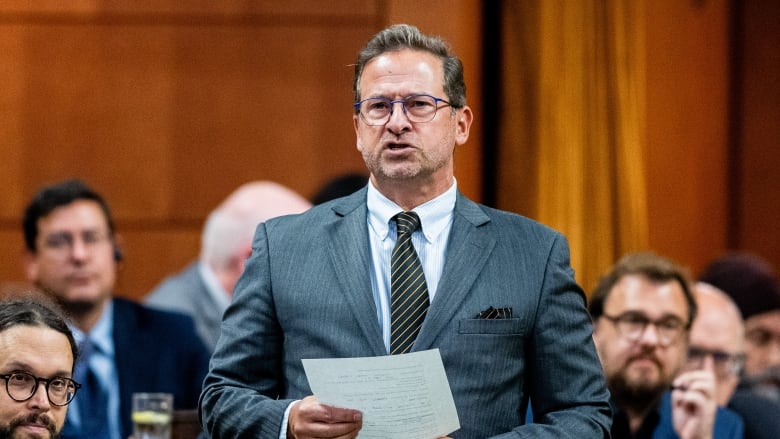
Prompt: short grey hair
<box><xmin>353</xmin><ymin>23</ymin><xmax>466</xmax><ymax>108</ymax></box>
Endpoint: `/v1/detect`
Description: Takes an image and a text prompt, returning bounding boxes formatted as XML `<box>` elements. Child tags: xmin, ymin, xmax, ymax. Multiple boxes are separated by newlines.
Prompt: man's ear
<box><xmin>354</xmin><ymin>114</ymin><xmax>364</xmax><ymax>152</ymax></box>
<box><xmin>454</xmin><ymin>106</ymin><xmax>473</xmax><ymax>145</ymax></box>
<box><xmin>23</xmin><ymin>250</ymin><xmax>39</xmax><ymax>282</ymax></box>
<box><xmin>112</xmin><ymin>233</ymin><xmax>125</xmax><ymax>264</ymax></box>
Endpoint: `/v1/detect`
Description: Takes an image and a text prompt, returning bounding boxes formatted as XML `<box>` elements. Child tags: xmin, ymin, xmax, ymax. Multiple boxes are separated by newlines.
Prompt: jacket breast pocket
<box><xmin>458</xmin><ymin>318</ymin><xmax>527</xmax><ymax>335</ymax></box>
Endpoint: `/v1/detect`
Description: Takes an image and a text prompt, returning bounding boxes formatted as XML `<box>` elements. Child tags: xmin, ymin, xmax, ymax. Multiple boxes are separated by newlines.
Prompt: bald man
<box><xmin>683</xmin><ymin>282</ymin><xmax>746</xmax><ymax>405</ymax></box>
<box><xmin>145</xmin><ymin>181</ymin><xmax>312</xmax><ymax>351</ymax></box>
<box><xmin>684</xmin><ymin>282</ymin><xmax>780</xmax><ymax>438</ymax></box>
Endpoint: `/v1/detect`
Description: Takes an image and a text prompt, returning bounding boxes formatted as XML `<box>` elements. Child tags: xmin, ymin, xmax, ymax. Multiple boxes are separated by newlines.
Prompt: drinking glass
<box><xmin>132</xmin><ymin>393</ymin><xmax>173</xmax><ymax>439</ymax></box>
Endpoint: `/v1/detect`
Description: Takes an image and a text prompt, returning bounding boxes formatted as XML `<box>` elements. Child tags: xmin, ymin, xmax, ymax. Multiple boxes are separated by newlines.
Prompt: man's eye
<box><xmin>658</xmin><ymin>320</ymin><xmax>682</xmax><ymax>330</ymax></box>
<box><xmin>748</xmin><ymin>329</ymin><xmax>772</xmax><ymax>344</ymax></box>
<box><xmin>49</xmin><ymin>379</ymin><xmax>66</xmax><ymax>390</ymax></box>
<box><xmin>620</xmin><ymin>315</ymin><xmax>647</xmax><ymax>325</ymax></box>
<box><xmin>367</xmin><ymin>101</ymin><xmax>389</xmax><ymax>111</ymax></box>
<box><xmin>45</xmin><ymin>234</ymin><xmax>71</xmax><ymax>248</ymax></box>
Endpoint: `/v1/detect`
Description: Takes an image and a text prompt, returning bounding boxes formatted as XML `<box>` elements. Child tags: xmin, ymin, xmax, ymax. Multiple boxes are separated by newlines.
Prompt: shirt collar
<box><xmin>198</xmin><ymin>261</ymin><xmax>231</xmax><ymax>310</ymax></box>
<box><xmin>71</xmin><ymin>300</ymin><xmax>114</xmax><ymax>357</ymax></box>
<box><xmin>367</xmin><ymin>178</ymin><xmax>457</xmax><ymax>242</ymax></box>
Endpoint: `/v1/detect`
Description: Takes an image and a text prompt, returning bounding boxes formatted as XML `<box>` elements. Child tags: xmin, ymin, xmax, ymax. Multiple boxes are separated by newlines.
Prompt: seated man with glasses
<box><xmin>683</xmin><ymin>283</ymin><xmax>746</xmax><ymax>406</ymax></box>
<box><xmin>0</xmin><ymin>296</ymin><xmax>80</xmax><ymax>438</ymax></box>
<box><xmin>687</xmin><ymin>282</ymin><xmax>780</xmax><ymax>439</ymax></box>
<box><xmin>22</xmin><ymin>179</ymin><xmax>210</xmax><ymax>439</ymax></box>
<box><xmin>589</xmin><ymin>252</ymin><xmax>744</xmax><ymax>439</ymax></box>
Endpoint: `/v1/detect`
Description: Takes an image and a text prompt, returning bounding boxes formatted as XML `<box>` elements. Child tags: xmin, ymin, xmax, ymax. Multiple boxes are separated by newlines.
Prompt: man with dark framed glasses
<box><xmin>589</xmin><ymin>252</ymin><xmax>744</xmax><ymax>439</ymax></box>
<box><xmin>0</xmin><ymin>296</ymin><xmax>79</xmax><ymax>439</ymax></box>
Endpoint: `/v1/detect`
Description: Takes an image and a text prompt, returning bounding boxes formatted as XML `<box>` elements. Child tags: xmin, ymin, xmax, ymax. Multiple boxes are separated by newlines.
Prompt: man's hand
<box><xmin>287</xmin><ymin>395</ymin><xmax>363</xmax><ymax>439</ymax></box>
<box><xmin>670</xmin><ymin>356</ymin><xmax>717</xmax><ymax>439</ymax></box>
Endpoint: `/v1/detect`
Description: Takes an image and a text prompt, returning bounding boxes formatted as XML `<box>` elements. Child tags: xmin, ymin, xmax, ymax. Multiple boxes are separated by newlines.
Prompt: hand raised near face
<box><xmin>670</xmin><ymin>355</ymin><xmax>718</xmax><ymax>439</ymax></box>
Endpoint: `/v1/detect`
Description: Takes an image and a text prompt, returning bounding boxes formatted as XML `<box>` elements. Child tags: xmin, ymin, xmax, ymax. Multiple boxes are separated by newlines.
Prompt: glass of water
<box><xmin>132</xmin><ymin>393</ymin><xmax>173</xmax><ymax>439</ymax></box>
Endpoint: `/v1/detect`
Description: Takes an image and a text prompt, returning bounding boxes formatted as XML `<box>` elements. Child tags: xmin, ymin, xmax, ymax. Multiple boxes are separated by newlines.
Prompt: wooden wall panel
<box><xmin>644</xmin><ymin>0</ymin><xmax>730</xmax><ymax>275</ymax></box>
<box><xmin>735</xmin><ymin>0</ymin><xmax>780</xmax><ymax>269</ymax></box>
<box><xmin>0</xmin><ymin>1</ymin><xmax>484</xmax><ymax>300</ymax></box>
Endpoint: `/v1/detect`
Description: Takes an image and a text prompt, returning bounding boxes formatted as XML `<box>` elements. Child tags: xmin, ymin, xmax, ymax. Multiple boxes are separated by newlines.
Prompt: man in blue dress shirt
<box><xmin>22</xmin><ymin>179</ymin><xmax>210</xmax><ymax>439</ymax></box>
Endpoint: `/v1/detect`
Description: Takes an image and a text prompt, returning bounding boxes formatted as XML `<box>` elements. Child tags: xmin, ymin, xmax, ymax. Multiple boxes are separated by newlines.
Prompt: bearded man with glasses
<box><xmin>0</xmin><ymin>296</ymin><xmax>80</xmax><ymax>439</ymax></box>
<box><xmin>589</xmin><ymin>252</ymin><xmax>744</xmax><ymax>439</ymax></box>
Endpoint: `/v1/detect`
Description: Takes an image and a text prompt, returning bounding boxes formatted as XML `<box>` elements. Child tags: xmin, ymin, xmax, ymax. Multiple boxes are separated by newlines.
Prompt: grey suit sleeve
<box><xmin>199</xmin><ymin>223</ymin><xmax>292</xmax><ymax>438</ymax></box>
<box><xmin>508</xmin><ymin>234</ymin><xmax>612</xmax><ymax>438</ymax></box>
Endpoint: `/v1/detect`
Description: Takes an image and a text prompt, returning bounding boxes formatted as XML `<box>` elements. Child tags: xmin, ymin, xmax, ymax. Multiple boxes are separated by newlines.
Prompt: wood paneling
<box><xmin>644</xmin><ymin>0</ymin><xmax>731</xmax><ymax>275</ymax></box>
<box><xmin>0</xmin><ymin>1</ymin><xmax>484</xmax><ymax>299</ymax></box>
<box><xmin>734</xmin><ymin>0</ymin><xmax>780</xmax><ymax>268</ymax></box>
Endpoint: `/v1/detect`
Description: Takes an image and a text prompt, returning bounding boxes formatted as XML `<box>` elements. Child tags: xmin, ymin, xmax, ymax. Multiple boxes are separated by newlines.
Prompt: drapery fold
<box><xmin>496</xmin><ymin>0</ymin><xmax>648</xmax><ymax>292</ymax></box>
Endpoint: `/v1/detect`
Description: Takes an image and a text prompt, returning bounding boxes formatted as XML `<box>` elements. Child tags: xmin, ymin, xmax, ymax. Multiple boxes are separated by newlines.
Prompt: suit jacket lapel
<box><xmin>111</xmin><ymin>299</ymin><xmax>135</xmax><ymax>438</ymax></box>
<box><xmin>414</xmin><ymin>194</ymin><xmax>495</xmax><ymax>350</ymax></box>
<box><xmin>327</xmin><ymin>190</ymin><xmax>387</xmax><ymax>356</ymax></box>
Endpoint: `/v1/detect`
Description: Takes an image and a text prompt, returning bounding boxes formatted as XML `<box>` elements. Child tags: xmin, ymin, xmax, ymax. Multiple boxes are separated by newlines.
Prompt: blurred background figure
<box><xmin>311</xmin><ymin>173</ymin><xmax>368</xmax><ymax>205</ymax></box>
<box><xmin>22</xmin><ymin>179</ymin><xmax>210</xmax><ymax>439</ymax></box>
<box><xmin>699</xmin><ymin>253</ymin><xmax>780</xmax><ymax>402</ymax></box>
<box><xmin>589</xmin><ymin>252</ymin><xmax>743</xmax><ymax>438</ymax></box>
<box><xmin>686</xmin><ymin>281</ymin><xmax>780</xmax><ymax>439</ymax></box>
<box><xmin>684</xmin><ymin>282</ymin><xmax>745</xmax><ymax>406</ymax></box>
<box><xmin>0</xmin><ymin>295</ymin><xmax>79</xmax><ymax>439</ymax></box>
<box><xmin>145</xmin><ymin>181</ymin><xmax>311</xmax><ymax>352</ymax></box>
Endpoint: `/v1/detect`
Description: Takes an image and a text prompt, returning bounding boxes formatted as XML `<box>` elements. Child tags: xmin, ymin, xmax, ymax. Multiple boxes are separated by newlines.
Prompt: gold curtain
<box><xmin>496</xmin><ymin>0</ymin><xmax>648</xmax><ymax>293</ymax></box>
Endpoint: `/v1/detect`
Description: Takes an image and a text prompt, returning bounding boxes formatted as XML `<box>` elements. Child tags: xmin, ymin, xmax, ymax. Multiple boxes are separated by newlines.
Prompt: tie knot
<box><xmin>394</xmin><ymin>211</ymin><xmax>420</xmax><ymax>236</ymax></box>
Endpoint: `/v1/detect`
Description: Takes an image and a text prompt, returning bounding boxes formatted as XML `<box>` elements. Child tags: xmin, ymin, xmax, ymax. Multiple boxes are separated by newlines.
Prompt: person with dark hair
<box><xmin>589</xmin><ymin>252</ymin><xmax>743</xmax><ymax>438</ymax></box>
<box><xmin>21</xmin><ymin>178</ymin><xmax>210</xmax><ymax>439</ymax></box>
<box><xmin>0</xmin><ymin>297</ymin><xmax>80</xmax><ymax>438</ymax></box>
<box><xmin>311</xmin><ymin>173</ymin><xmax>368</xmax><ymax>205</ymax></box>
<box><xmin>699</xmin><ymin>252</ymin><xmax>780</xmax><ymax>402</ymax></box>
<box><xmin>200</xmin><ymin>24</ymin><xmax>611</xmax><ymax>438</ymax></box>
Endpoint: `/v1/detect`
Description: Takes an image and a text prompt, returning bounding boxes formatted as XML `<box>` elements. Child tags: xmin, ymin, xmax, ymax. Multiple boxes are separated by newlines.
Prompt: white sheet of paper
<box><xmin>302</xmin><ymin>349</ymin><xmax>460</xmax><ymax>439</ymax></box>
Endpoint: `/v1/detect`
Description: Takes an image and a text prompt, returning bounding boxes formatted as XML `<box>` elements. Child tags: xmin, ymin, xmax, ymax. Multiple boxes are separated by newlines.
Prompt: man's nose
<box><xmin>386</xmin><ymin>101</ymin><xmax>412</xmax><ymax>127</ymax></box>
<box><xmin>28</xmin><ymin>381</ymin><xmax>51</xmax><ymax>409</ymax></box>
<box><xmin>638</xmin><ymin>323</ymin><xmax>662</xmax><ymax>346</ymax></box>
<box><xmin>69</xmin><ymin>237</ymin><xmax>90</xmax><ymax>260</ymax></box>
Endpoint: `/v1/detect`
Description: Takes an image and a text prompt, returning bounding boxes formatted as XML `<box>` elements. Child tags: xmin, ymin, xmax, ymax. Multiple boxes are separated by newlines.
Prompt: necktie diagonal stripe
<box><xmin>390</xmin><ymin>211</ymin><xmax>430</xmax><ymax>355</ymax></box>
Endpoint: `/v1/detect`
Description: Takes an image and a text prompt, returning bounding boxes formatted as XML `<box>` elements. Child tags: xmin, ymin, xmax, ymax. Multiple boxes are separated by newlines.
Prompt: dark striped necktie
<box><xmin>390</xmin><ymin>211</ymin><xmax>430</xmax><ymax>355</ymax></box>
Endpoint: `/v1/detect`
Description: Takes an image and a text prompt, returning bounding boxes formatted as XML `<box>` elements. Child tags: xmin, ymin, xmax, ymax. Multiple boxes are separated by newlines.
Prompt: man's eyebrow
<box><xmin>3</xmin><ymin>360</ymin><xmax>31</xmax><ymax>371</ymax></box>
<box><xmin>2</xmin><ymin>361</ymin><xmax>73</xmax><ymax>378</ymax></box>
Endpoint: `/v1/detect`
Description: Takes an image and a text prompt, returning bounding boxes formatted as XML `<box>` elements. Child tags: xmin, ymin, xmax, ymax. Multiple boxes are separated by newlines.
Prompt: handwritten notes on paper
<box><xmin>302</xmin><ymin>349</ymin><xmax>459</xmax><ymax>439</ymax></box>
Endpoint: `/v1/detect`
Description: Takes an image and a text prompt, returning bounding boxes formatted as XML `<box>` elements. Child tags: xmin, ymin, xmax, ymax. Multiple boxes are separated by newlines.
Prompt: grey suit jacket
<box><xmin>145</xmin><ymin>262</ymin><xmax>224</xmax><ymax>352</ymax></box>
<box><xmin>200</xmin><ymin>189</ymin><xmax>611</xmax><ymax>438</ymax></box>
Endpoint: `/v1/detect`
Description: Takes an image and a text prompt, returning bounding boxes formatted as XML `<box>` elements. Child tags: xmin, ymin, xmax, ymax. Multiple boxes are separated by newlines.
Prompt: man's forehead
<box><xmin>38</xmin><ymin>200</ymin><xmax>109</xmax><ymax>231</ymax></box>
<box><xmin>0</xmin><ymin>326</ymin><xmax>74</xmax><ymax>374</ymax></box>
<box><xmin>605</xmin><ymin>274</ymin><xmax>688</xmax><ymax>315</ymax></box>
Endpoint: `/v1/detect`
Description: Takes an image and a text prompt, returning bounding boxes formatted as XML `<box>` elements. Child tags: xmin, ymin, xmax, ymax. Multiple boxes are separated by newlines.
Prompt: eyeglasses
<box><xmin>1</xmin><ymin>371</ymin><xmax>81</xmax><ymax>406</ymax></box>
<box><xmin>601</xmin><ymin>312</ymin><xmax>688</xmax><ymax>346</ymax></box>
<box><xmin>41</xmin><ymin>230</ymin><xmax>110</xmax><ymax>257</ymax></box>
<box><xmin>686</xmin><ymin>346</ymin><xmax>745</xmax><ymax>378</ymax></box>
<box><xmin>353</xmin><ymin>94</ymin><xmax>452</xmax><ymax>125</ymax></box>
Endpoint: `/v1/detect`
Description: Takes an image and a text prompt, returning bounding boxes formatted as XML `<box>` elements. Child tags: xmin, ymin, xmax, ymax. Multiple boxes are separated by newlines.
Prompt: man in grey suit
<box><xmin>200</xmin><ymin>24</ymin><xmax>611</xmax><ymax>438</ymax></box>
<box><xmin>145</xmin><ymin>181</ymin><xmax>311</xmax><ymax>351</ymax></box>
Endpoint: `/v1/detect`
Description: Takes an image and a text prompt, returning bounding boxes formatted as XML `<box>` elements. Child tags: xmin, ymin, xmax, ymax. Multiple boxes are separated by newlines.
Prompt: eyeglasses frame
<box><xmin>1</xmin><ymin>371</ymin><xmax>81</xmax><ymax>406</ymax></box>
<box><xmin>601</xmin><ymin>312</ymin><xmax>690</xmax><ymax>347</ymax></box>
<box><xmin>353</xmin><ymin>93</ymin><xmax>453</xmax><ymax>126</ymax></box>
<box><xmin>686</xmin><ymin>346</ymin><xmax>746</xmax><ymax>377</ymax></box>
